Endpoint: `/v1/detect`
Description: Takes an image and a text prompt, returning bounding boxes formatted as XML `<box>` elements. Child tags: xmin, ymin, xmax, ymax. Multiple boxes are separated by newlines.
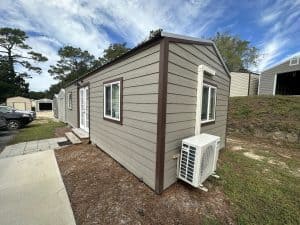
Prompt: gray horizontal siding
<box><xmin>259</xmin><ymin>70</ymin><xmax>275</xmax><ymax>95</ymax></box>
<box><xmin>65</xmin><ymin>84</ymin><xmax>78</xmax><ymax>128</ymax></box>
<box><xmin>75</xmin><ymin>43</ymin><xmax>160</xmax><ymax>190</ymax></box>
<box><xmin>163</xmin><ymin>42</ymin><xmax>230</xmax><ymax>189</ymax></box>
<box><xmin>259</xmin><ymin>60</ymin><xmax>300</xmax><ymax>95</ymax></box>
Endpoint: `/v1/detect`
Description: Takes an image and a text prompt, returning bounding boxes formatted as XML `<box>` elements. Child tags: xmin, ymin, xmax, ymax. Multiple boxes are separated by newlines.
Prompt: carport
<box><xmin>259</xmin><ymin>56</ymin><xmax>300</xmax><ymax>95</ymax></box>
<box><xmin>275</xmin><ymin>70</ymin><xmax>300</xmax><ymax>95</ymax></box>
<box><xmin>35</xmin><ymin>99</ymin><xmax>53</xmax><ymax>111</ymax></box>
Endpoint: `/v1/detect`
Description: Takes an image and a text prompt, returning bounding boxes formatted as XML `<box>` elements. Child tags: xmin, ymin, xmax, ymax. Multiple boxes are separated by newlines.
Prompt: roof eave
<box><xmin>64</xmin><ymin>31</ymin><xmax>231</xmax><ymax>89</ymax></box>
<box><xmin>161</xmin><ymin>32</ymin><xmax>231</xmax><ymax>77</ymax></box>
<box><xmin>64</xmin><ymin>35</ymin><xmax>163</xmax><ymax>88</ymax></box>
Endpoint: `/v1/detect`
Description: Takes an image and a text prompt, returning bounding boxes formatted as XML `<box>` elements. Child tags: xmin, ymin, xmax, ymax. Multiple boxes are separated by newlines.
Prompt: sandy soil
<box><xmin>55</xmin><ymin>143</ymin><xmax>235</xmax><ymax>225</ymax></box>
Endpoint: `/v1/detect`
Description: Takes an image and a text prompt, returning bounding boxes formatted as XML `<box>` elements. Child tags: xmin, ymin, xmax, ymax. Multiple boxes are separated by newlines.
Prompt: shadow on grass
<box><xmin>9</xmin><ymin>119</ymin><xmax>66</xmax><ymax>145</ymax></box>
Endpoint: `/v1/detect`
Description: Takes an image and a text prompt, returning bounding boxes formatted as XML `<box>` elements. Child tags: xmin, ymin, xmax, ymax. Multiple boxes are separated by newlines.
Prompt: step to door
<box><xmin>65</xmin><ymin>132</ymin><xmax>82</xmax><ymax>144</ymax></box>
<box><xmin>72</xmin><ymin>128</ymin><xmax>89</xmax><ymax>139</ymax></box>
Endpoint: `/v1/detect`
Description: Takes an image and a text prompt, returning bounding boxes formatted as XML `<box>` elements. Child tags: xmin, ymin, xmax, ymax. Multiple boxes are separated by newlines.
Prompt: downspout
<box><xmin>195</xmin><ymin>65</ymin><xmax>216</xmax><ymax>135</ymax></box>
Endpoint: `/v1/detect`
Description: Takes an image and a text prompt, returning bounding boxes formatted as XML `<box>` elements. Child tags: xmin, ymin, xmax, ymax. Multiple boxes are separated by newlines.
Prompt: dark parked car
<box><xmin>0</xmin><ymin>116</ymin><xmax>7</xmax><ymax>129</ymax></box>
<box><xmin>0</xmin><ymin>106</ymin><xmax>33</xmax><ymax>129</ymax></box>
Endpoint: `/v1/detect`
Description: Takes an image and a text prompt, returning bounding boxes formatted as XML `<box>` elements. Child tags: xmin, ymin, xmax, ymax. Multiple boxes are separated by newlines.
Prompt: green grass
<box><xmin>216</xmin><ymin>149</ymin><xmax>300</xmax><ymax>225</ymax></box>
<box><xmin>228</xmin><ymin>96</ymin><xmax>300</xmax><ymax>134</ymax></box>
<box><xmin>9</xmin><ymin>119</ymin><xmax>66</xmax><ymax>144</ymax></box>
<box><xmin>202</xmin><ymin>216</ymin><xmax>223</xmax><ymax>225</ymax></box>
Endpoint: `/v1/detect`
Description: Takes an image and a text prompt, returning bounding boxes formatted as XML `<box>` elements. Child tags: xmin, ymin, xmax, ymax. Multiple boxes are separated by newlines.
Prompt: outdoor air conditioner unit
<box><xmin>177</xmin><ymin>133</ymin><xmax>221</xmax><ymax>191</ymax></box>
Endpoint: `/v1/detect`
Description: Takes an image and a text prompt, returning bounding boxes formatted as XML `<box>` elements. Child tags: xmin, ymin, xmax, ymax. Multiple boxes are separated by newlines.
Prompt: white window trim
<box><xmin>201</xmin><ymin>84</ymin><xmax>217</xmax><ymax>124</ymax></box>
<box><xmin>289</xmin><ymin>57</ymin><xmax>299</xmax><ymax>66</ymax></box>
<box><xmin>103</xmin><ymin>80</ymin><xmax>121</xmax><ymax>121</ymax></box>
<box><xmin>195</xmin><ymin>65</ymin><xmax>216</xmax><ymax>135</ymax></box>
<box><xmin>67</xmin><ymin>92</ymin><xmax>72</xmax><ymax>110</ymax></box>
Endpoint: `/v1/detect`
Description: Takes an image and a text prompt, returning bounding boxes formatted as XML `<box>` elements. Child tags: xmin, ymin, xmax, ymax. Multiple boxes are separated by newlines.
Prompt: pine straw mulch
<box><xmin>55</xmin><ymin>143</ymin><xmax>235</xmax><ymax>225</ymax></box>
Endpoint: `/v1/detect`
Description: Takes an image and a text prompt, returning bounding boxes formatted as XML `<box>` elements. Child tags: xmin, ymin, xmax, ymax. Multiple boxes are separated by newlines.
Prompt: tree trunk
<box><xmin>7</xmin><ymin>48</ymin><xmax>16</xmax><ymax>79</ymax></box>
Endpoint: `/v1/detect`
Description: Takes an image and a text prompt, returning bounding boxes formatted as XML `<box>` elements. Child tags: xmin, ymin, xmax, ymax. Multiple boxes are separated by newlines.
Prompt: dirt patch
<box><xmin>230</xmin><ymin>145</ymin><xmax>243</xmax><ymax>151</ymax></box>
<box><xmin>55</xmin><ymin>143</ymin><xmax>235</xmax><ymax>225</ymax></box>
<box><xmin>291</xmin><ymin>168</ymin><xmax>300</xmax><ymax>177</ymax></box>
<box><xmin>227</xmin><ymin>136</ymin><xmax>300</xmax><ymax>179</ymax></box>
<box><xmin>267</xmin><ymin>159</ymin><xmax>288</xmax><ymax>169</ymax></box>
<box><xmin>32</xmin><ymin>119</ymin><xmax>49</xmax><ymax>124</ymax></box>
<box><xmin>227</xmin><ymin>135</ymin><xmax>300</xmax><ymax>158</ymax></box>
<box><xmin>55</xmin><ymin>126</ymin><xmax>71</xmax><ymax>137</ymax></box>
<box><xmin>243</xmin><ymin>152</ymin><xmax>265</xmax><ymax>161</ymax></box>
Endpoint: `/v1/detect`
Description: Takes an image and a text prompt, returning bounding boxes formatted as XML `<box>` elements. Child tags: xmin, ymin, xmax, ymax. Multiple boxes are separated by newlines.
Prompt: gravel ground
<box><xmin>55</xmin><ymin>143</ymin><xmax>234</xmax><ymax>225</ymax></box>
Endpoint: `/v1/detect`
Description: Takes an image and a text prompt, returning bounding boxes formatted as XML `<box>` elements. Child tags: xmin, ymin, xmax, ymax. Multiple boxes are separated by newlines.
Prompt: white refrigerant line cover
<box><xmin>195</xmin><ymin>65</ymin><xmax>216</xmax><ymax>135</ymax></box>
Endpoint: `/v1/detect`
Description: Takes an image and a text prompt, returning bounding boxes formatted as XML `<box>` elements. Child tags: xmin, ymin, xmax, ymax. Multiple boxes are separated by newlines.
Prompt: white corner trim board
<box><xmin>273</xmin><ymin>74</ymin><xmax>277</xmax><ymax>96</ymax></box>
<box><xmin>195</xmin><ymin>65</ymin><xmax>216</xmax><ymax>135</ymax></box>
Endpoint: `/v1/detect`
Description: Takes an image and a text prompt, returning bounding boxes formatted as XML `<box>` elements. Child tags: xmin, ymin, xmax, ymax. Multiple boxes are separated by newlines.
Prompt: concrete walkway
<box><xmin>0</xmin><ymin>129</ymin><xmax>18</xmax><ymax>152</ymax></box>
<box><xmin>0</xmin><ymin>137</ymin><xmax>67</xmax><ymax>159</ymax></box>
<box><xmin>0</xmin><ymin>150</ymin><xmax>76</xmax><ymax>225</ymax></box>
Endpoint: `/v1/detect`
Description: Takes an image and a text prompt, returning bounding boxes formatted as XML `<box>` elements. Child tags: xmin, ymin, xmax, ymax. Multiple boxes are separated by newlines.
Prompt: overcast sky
<box><xmin>0</xmin><ymin>0</ymin><xmax>299</xmax><ymax>91</ymax></box>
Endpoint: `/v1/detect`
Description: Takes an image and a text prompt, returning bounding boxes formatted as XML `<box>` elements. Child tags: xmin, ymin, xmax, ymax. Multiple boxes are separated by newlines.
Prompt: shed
<box><xmin>56</xmin><ymin>89</ymin><xmax>66</xmax><ymax>122</ymax></box>
<box><xmin>35</xmin><ymin>99</ymin><xmax>53</xmax><ymax>111</ymax></box>
<box><xmin>259</xmin><ymin>56</ymin><xmax>300</xmax><ymax>95</ymax></box>
<box><xmin>230</xmin><ymin>71</ymin><xmax>259</xmax><ymax>97</ymax></box>
<box><xmin>6</xmin><ymin>96</ymin><xmax>32</xmax><ymax>111</ymax></box>
<box><xmin>64</xmin><ymin>32</ymin><xmax>230</xmax><ymax>194</ymax></box>
<box><xmin>53</xmin><ymin>95</ymin><xmax>58</xmax><ymax>118</ymax></box>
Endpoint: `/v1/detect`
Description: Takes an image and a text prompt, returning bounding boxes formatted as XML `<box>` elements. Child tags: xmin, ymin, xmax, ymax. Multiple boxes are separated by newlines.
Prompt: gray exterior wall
<box><xmin>63</xmin><ymin>38</ymin><xmax>230</xmax><ymax>192</ymax></box>
<box><xmin>77</xmin><ymin>43</ymin><xmax>160</xmax><ymax>190</ymax></box>
<box><xmin>259</xmin><ymin>60</ymin><xmax>300</xmax><ymax>95</ymax></box>
<box><xmin>65</xmin><ymin>84</ymin><xmax>78</xmax><ymax>128</ymax></box>
<box><xmin>163</xmin><ymin>42</ymin><xmax>230</xmax><ymax>189</ymax></box>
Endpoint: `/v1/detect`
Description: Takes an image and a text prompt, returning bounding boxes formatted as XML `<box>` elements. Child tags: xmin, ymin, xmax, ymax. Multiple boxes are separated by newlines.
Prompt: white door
<box><xmin>79</xmin><ymin>86</ymin><xmax>89</xmax><ymax>132</ymax></box>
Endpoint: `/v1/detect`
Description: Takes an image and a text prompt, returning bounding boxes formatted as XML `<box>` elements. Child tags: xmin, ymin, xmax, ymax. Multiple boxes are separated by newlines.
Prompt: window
<box><xmin>68</xmin><ymin>92</ymin><xmax>72</xmax><ymax>109</ymax></box>
<box><xmin>201</xmin><ymin>84</ymin><xmax>216</xmax><ymax>123</ymax></box>
<box><xmin>0</xmin><ymin>106</ymin><xmax>12</xmax><ymax>113</ymax></box>
<box><xmin>103</xmin><ymin>78</ymin><xmax>123</xmax><ymax>123</ymax></box>
<box><xmin>289</xmin><ymin>57</ymin><xmax>299</xmax><ymax>66</ymax></box>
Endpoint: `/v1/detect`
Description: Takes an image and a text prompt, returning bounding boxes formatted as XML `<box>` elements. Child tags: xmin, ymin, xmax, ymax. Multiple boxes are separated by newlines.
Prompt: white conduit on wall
<box><xmin>195</xmin><ymin>65</ymin><xmax>216</xmax><ymax>135</ymax></box>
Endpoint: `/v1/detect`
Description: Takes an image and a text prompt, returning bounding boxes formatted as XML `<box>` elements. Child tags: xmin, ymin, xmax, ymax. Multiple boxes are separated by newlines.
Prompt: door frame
<box><xmin>77</xmin><ymin>83</ymin><xmax>90</xmax><ymax>133</ymax></box>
